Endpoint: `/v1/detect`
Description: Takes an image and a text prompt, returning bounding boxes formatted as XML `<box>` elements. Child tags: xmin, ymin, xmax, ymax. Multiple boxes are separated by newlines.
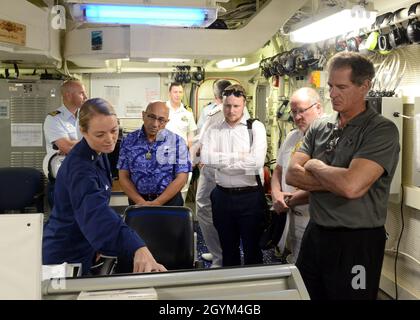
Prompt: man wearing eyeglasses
<box><xmin>286</xmin><ymin>52</ymin><xmax>400</xmax><ymax>300</ymax></box>
<box><xmin>117</xmin><ymin>101</ymin><xmax>191</xmax><ymax>206</ymax></box>
<box><xmin>201</xmin><ymin>84</ymin><xmax>267</xmax><ymax>267</ymax></box>
<box><xmin>271</xmin><ymin>87</ymin><xmax>323</xmax><ymax>264</ymax></box>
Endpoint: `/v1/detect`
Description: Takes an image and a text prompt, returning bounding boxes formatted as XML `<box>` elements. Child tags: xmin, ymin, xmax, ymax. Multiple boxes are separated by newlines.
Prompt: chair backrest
<box><xmin>0</xmin><ymin>167</ymin><xmax>44</xmax><ymax>213</ymax></box>
<box><xmin>119</xmin><ymin>205</ymin><xmax>194</xmax><ymax>272</ymax></box>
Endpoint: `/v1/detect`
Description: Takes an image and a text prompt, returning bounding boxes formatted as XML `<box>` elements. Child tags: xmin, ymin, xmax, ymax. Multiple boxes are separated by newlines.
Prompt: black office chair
<box><xmin>0</xmin><ymin>167</ymin><xmax>44</xmax><ymax>214</ymax></box>
<box><xmin>115</xmin><ymin>205</ymin><xmax>199</xmax><ymax>273</ymax></box>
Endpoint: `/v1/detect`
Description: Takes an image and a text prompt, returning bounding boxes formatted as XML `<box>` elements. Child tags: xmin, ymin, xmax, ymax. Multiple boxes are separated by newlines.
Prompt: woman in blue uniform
<box><xmin>43</xmin><ymin>98</ymin><xmax>166</xmax><ymax>275</ymax></box>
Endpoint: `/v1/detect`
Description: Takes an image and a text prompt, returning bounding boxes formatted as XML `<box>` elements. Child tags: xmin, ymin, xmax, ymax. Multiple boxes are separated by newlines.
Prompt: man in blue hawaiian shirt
<box><xmin>118</xmin><ymin>101</ymin><xmax>192</xmax><ymax>206</ymax></box>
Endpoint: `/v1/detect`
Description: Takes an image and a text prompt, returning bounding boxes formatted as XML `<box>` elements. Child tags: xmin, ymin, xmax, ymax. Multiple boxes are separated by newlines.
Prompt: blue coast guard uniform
<box><xmin>43</xmin><ymin>138</ymin><xmax>145</xmax><ymax>275</ymax></box>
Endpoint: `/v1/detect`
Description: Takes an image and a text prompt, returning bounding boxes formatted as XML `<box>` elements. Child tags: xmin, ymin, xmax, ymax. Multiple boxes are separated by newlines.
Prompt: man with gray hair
<box><xmin>271</xmin><ymin>87</ymin><xmax>323</xmax><ymax>264</ymax></box>
<box><xmin>286</xmin><ymin>52</ymin><xmax>400</xmax><ymax>299</ymax></box>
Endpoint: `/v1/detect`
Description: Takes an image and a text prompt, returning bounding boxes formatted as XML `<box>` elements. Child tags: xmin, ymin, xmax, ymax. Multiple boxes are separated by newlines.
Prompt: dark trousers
<box><xmin>296</xmin><ymin>221</ymin><xmax>387</xmax><ymax>300</ymax></box>
<box><xmin>210</xmin><ymin>186</ymin><xmax>264</xmax><ymax>266</ymax></box>
<box><xmin>128</xmin><ymin>192</ymin><xmax>183</xmax><ymax>206</ymax></box>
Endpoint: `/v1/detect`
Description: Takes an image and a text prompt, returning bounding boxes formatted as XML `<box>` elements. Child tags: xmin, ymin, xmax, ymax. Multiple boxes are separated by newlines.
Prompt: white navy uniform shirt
<box><xmin>43</xmin><ymin>105</ymin><xmax>80</xmax><ymax>154</ymax></box>
<box><xmin>197</xmin><ymin>102</ymin><xmax>217</xmax><ymax>133</ymax></box>
<box><xmin>165</xmin><ymin>101</ymin><xmax>197</xmax><ymax>143</ymax></box>
<box><xmin>201</xmin><ymin>114</ymin><xmax>267</xmax><ymax>188</ymax></box>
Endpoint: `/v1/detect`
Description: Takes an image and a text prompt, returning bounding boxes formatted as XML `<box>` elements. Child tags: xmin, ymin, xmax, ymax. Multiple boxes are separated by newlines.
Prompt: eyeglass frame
<box><xmin>143</xmin><ymin>112</ymin><xmax>169</xmax><ymax>125</ymax></box>
<box><xmin>289</xmin><ymin>102</ymin><xmax>318</xmax><ymax>117</ymax></box>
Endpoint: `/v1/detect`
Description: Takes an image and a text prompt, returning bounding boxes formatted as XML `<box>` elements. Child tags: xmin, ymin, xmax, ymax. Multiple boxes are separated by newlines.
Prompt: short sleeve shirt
<box><xmin>299</xmin><ymin>107</ymin><xmax>400</xmax><ymax>228</ymax></box>
<box><xmin>117</xmin><ymin>127</ymin><xmax>192</xmax><ymax>195</ymax></box>
<box><xmin>165</xmin><ymin>101</ymin><xmax>197</xmax><ymax>143</ymax></box>
<box><xmin>43</xmin><ymin>105</ymin><xmax>80</xmax><ymax>153</ymax></box>
<box><xmin>197</xmin><ymin>102</ymin><xmax>217</xmax><ymax>133</ymax></box>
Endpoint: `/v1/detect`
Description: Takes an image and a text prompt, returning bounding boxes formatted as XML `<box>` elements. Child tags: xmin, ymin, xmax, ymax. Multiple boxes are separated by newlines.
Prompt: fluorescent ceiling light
<box><xmin>290</xmin><ymin>7</ymin><xmax>377</xmax><ymax>43</ymax></box>
<box><xmin>216</xmin><ymin>58</ymin><xmax>245</xmax><ymax>69</ymax></box>
<box><xmin>236</xmin><ymin>62</ymin><xmax>260</xmax><ymax>71</ymax></box>
<box><xmin>71</xmin><ymin>3</ymin><xmax>217</xmax><ymax>28</ymax></box>
<box><xmin>148</xmin><ymin>58</ymin><xmax>191</xmax><ymax>63</ymax></box>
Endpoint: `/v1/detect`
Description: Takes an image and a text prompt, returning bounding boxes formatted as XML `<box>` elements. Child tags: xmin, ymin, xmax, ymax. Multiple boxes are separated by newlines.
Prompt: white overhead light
<box><xmin>70</xmin><ymin>3</ymin><xmax>218</xmax><ymax>28</ymax></box>
<box><xmin>290</xmin><ymin>5</ymin><xmax>377</xmax><ymax>43</ymax></box>
<box><xmin>235</xmin><ymin>62</ymin><xmax>260</xmax><ymax>71</ymax></box>
<box><xmin>148</xmin><ymin>58</ymin><xmax>191</xmax><ymax>63</ymax></box>
<box><xmin>216</xmin><ymin>58</ymin><xmax>245</xmax><ymax>69</ymax></box>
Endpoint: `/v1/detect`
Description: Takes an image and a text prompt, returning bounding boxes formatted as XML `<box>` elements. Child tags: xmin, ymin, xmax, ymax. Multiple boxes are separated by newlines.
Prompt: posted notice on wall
<box><xmin>11</xmin><ymin>123</ymin><xmax>43</xmax><ymax>147</ymax></box>
<box><xmin>0</xmin><ymin>19</ymin><xmax>26</xmax><ymax>46</ymax></box>
<box><xmin>0</xmin><ymin>99</ymin><xmax>9</xmax><ymax>119</ymax></box>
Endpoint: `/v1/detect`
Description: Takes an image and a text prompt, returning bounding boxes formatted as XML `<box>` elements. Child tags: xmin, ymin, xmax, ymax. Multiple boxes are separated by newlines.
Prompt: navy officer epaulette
<box><xmin>208</xmin><ymin>107</ymin><xmax>221</xmax><ymax>117</ymax></box>
<box><xmin>48</xmin><ymin>110</ymin><xmax>61</xmax><ymax>116</ymax></box>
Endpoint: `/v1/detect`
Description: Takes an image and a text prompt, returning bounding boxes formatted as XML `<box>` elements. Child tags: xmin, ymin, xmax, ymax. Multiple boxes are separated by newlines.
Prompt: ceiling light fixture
<box><xmin>70</xmin><ymin>3</ymin><xmax>218</xmax><ymax>28</ymax></box>
<box><xmin>216</xmin><ymin>58</ymin><xmax>245</xmax><ymax>69</ymax></box>
<box><xmin>235</xmin><ymin>62</ymin><xmax>260</xmax><ymax>72</ymax></box>
<box><xmin>289</xmin><ymin>5</ymin><xmax>377</xmax><ymax>43</ymax></box>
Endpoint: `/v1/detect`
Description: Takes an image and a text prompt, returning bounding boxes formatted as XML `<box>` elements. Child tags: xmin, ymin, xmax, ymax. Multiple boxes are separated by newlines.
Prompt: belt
<box><xmin>216</xmin><ymin>184</ymin><xmax>260</xmax><ymax>194</ymax></box>
<box><xmin>140</xmin><ymin>193</ymin><xmax>160</xmax><ymax>201</ymax></box>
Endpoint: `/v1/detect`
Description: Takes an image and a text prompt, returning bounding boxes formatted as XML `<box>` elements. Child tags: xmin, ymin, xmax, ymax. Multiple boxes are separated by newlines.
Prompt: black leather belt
<box><xmin>216</xmin><ymin>184</ymin><xmax>260</xmax><ymax>194</ymax></box>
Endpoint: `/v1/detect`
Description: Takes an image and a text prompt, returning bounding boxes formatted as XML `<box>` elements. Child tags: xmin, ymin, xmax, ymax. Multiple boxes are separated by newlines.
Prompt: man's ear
<box><xmin>315</xmin><ymin>103</ymin><xmax>322</xmax><ymax>115</ymax></box>
<box><xmin>362</xmin><ymin>79</ymin><xmax>371</xmax><ymax>91</ymax></box>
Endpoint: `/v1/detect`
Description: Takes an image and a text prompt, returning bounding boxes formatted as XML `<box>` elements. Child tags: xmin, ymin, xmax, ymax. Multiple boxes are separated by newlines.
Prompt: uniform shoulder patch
<box><xmin>48</xmin><ymin>110</ymin><xmax>61</xmax><ymax>116</ymax></box>
<box><xmin>208</xmin><ymin>108</ymin><xmax>221</xmax><ymax>117</ymax></box>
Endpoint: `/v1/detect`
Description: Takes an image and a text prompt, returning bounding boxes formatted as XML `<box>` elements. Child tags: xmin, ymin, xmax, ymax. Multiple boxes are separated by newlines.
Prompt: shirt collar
<box><xmin>327</xmin><ymin>106</ymin><xmax>378</xmax><ymax>129</ymax></box>
<box><xmin>166</xmin><ymin>101</ymin><xmax>185</xmax><ymax>112</ymax></box>
<box><xmin>59</xmin><ymin>105</ymin><xmax>77</xmax><ymax>121</ymax></box>
<box><xmin>139</xmin><ymin>126</ymin><xmax>169</xmax><ymax>143</ymax></box>
<box><xmin>74</xmin><ymin>138</ymin><xmax>101</xmax><ymax>162</ymax></box>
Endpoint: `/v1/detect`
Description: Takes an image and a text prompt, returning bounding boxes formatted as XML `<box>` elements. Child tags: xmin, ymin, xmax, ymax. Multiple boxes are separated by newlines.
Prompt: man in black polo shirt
<box><xmin>286</xmin><ymin>52</ymin><xmax>400</xmax><ymax>300</ymax></box>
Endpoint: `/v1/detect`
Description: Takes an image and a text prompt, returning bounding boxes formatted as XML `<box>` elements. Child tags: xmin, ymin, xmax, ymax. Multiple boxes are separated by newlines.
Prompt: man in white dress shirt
<box><xmin>201</xmin><ymin>84</ymin><xmax>267</xmax><ymax>266</ymax></box>
<box><xmin>194</xmin><ymin>79</ymin><xmax>232</xmax><ymax>267</ymax></box>
<box><xmin>271</xmin><ymin>87</ymin><xmax>323</xmax><ymax>263</ymax></box>
<box><xmin>165</xmin><ymin>82</ymin><xmax>197</xmax><ymax>201</ymax></box>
